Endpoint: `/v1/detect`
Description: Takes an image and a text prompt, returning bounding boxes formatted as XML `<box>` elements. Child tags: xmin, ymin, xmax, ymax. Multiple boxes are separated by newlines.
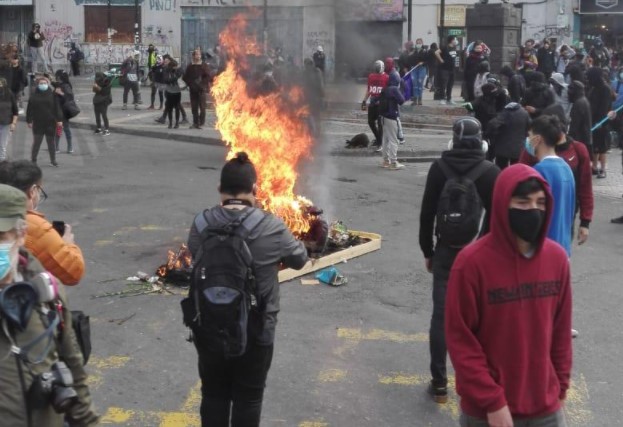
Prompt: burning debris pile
<box><xmin>155</xmin><ymin>244</ymin><xmax>193</xmax><ymax>285</ymax></box>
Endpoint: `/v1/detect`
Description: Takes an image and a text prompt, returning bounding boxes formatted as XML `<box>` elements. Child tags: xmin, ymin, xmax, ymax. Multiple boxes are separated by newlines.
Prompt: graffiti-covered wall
<box><xmin>34</xmin><ymin>0</ymin><xmax>179</xmax><ymax>69</ymax></box>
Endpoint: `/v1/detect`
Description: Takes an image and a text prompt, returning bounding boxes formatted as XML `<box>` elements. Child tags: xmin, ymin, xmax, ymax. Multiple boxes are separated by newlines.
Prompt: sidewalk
<box><xmin>19</xmin><ymin>78</ymin><xmax>467</xmax><ymax>160</ymax></box>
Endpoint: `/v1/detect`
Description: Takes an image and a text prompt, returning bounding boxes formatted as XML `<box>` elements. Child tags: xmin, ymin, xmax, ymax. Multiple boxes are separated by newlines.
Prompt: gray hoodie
<box><xmin>187</xmin><ymin>206</ymin><xmax>308</xmax><ymax>345</ymax></box>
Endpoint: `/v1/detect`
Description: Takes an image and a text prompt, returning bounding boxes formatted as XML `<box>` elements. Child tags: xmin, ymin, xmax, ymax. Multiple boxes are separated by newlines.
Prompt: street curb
<box><xmin>332</xmin><ymin>149</ymin><xmax>441</xmax><ymax>162</ymax></box>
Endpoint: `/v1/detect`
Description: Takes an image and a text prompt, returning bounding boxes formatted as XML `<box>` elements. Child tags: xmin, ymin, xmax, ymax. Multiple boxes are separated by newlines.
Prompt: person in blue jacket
<box><xmin>380</xmin><ymin>71</ymin><xmax>405</xmax><ymax>170</ymax></box>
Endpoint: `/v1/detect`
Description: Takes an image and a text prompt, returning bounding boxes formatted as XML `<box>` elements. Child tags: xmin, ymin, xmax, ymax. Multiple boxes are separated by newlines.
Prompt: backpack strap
<box><xmin>234</xmin><ymin>208</ymin><xmax>266</xmax><ymax>240</ymax></box>
<box><xmin>464</xmin><ymin>160</ymin><xmax>493</xmax><ymax>183</ymax></box>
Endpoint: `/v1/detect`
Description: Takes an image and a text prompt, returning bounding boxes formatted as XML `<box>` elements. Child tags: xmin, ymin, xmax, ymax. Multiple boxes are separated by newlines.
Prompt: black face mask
<box><xmin>508</xmin><ymin>208</ymin><xmax>545</xmax><ymax>244</ymax></box>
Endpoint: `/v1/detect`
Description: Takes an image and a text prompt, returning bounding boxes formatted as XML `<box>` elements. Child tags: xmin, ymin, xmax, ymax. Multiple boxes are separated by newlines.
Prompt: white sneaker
<box><xmin>380</xmin><ymin>160</ymin><xmax>390</xmax><ymax>168</ymax></box>
<box><xmin>18</xmin><ymin>108</ymin><xmax>24</xmax><ymax>115</ymax></box>
<box><xmin>389</xmin><ymin>162</ymin><xmax>405</xmax><ymax>170</ymax></box>
<box><xmin>375</xmin><ymin>146</ymin><xmax>382</xmax><ymax>153</ymax></box>
<box><xmin>440</xmin><ymin>100</ymin><xmax>447</xmax><ymax>105</ymax></box>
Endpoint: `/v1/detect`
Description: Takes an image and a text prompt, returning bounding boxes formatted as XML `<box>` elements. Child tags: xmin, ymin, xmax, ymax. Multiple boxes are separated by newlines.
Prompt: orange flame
<box><xmin>156</xmin><ymin>244</ymin><xmax>193</xmax><ymax>278</ymax></box>
<box><xmin>211</xmin><ymin>14</ymin><xmax>314</xmax><ymax>235</ymax></box>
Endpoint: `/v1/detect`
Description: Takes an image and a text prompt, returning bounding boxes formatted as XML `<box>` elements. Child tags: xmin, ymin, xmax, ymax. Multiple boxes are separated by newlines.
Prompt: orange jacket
<box><xmin>25</xmin><ymin>210</ymin><xmax>85</xmax><ymax>286</ymax></box>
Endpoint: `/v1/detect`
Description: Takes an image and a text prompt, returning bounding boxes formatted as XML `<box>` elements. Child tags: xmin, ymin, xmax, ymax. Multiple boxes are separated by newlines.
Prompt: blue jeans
<box><xmin>55</xmin><ymin>119</ymin><xmax>72</xmax><ymax>152</ymax></box>
<box><xmin>411</xmin><ymin>66</ymin><xmax>427</xmax><ymax>99</ymax></box>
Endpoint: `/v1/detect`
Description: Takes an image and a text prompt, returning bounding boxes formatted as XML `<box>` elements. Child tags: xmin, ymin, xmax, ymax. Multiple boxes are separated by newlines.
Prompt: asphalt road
<box><xmin>5</xmin><ymin>123</ymin><xmax>623</xmax><ymax>427</ymax></box>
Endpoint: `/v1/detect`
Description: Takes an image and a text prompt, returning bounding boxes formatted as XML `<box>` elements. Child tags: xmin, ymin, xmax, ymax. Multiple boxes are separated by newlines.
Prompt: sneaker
<box><xmin>389</xmin><ymin>162</ymin><xmax>405</xmax><ymax>170</ymax></box>
<box><xmin>67</xmin><ymin>149</ymin><xmax>74</xmax><ymax>154</ymax></box>
<box><xmin>597</xmin><ymin>170</ymin><xmax>607</xmax><ymax>179</ymax></box>
<box><xmin>50</xmin><ymin>161</ymin><xmax>59</xmax><ymax>167</ymax></box>
<box><xmin>180</xmin><ymin>118</ymin><xmax>189</xmax><ymax>125</ymax></box>
<box><xmin>440</xmin><ymin>100</ymin><xmax>447</xmax><ymax>105</ymax></box>
<box><xmin>571</xmin><ymin>329</ymin><xmax>579</xmax><ymax>338</ymax></box>
<box><xmin>55</xmin><ymin>148</ymin><xmax>60</xmax><ymax>153</ymax></box>
<box><xmin>102</xmin><ymin>129</ymin><xmax>111</xmax><ymax>136</ymax></box>
<box><xmin>173</xmin><ymin>123</ymin><xmax>179</xmax><ymax>129</ymax></box>
<box><xmin>611</xmin><ymin>215</ymin><xmax>623</xmax><ymax>224</ymax></box>
<box><xmin>398</xmin><ymin>138</ymin><xmax>405</xmax><ymax>145</ymax></box>
<box><xmin>427</xmin><ymin>381</ymin><xmax>448</xmax><ymax>404</ymax></box>
<box><xmin>447</xmin><ymin>100</ymin><xmax>456</xmax><ymax>105</ymax></box>
<box><xmin>94</xmin><ymin>128</ymin><xmax>102</xmax><ymax>134</ymax></box>
<box><xmin>147</xmin><ymin>105</ymin><xmax>155</xmax><ymax>110</ymax></box>
<box><xmin>375</xmin><ymin>146</ymin><xmax>383</xmax><ymax>153</ymax></box>
<box><xmin>18</xmin><ymin>108</ymin><xmax>24</xmax><ymax>115</ymax></box>
<box><xmin>380</xmin><ymin>160</ymin><xmax>390</xmax><ymax>168</ymax></box>
<box><xmin>134</xmin><ymin>104</ymin><xmax>140</xmax><ymax>110</ymax></box>
<box><xmin>592</xmin><ymin>168</ymin><xmax>599</xmax><ymax>176</ymax></box>
<box><xmin>122</xmin><ymin>104</ymin><xmax>127</xmax><ymax>110</ymax></box>
<box><xmin>155</xmin><ymin>118</ymin><xmax>165</xmax><ymax>124</ymax></box>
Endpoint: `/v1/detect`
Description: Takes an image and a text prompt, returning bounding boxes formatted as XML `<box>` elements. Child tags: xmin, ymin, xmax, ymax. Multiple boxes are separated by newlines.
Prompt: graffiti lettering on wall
<box><xmin>530</xmin><ymin>25</ymin><xmax>571</xmax><ymax>44</ymax></box>
<box><xmin>74</xmin><ymin>0</ymin><xmax>143</xmax><ymax>5</ymax></box>
<box><xmin>306</xmin><ymin>30</ymin><xmax>333</xmax><ymax>53</ymax></box>
<box><xmin>143</xmin><ymin>25</ymin><xmax>173</xmax><ymax>44</ymax></box>
<box><xmin>180</xmin><ymin>0</ymin><xmax>238</xmax><ymax>5</ymax></box>
<box><xmin>149</xmin><ymin>0</ymin><xmax>176</xmax><ymax>10</ymax></box>
<box><xmin>82</xmin><ymin>44</ymin><xmax>170</xmax><ymax>64</ymax></box>
<box><xmin>43</xmin><ymin>20</ymin><xmax>82</xmax><ymax>66</ymax></box>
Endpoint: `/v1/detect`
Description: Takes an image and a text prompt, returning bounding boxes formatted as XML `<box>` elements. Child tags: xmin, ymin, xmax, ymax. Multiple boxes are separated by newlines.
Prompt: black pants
<box><xmin>190</xmin><ymin>90</ymin><xmax>207</xmax><ymax>126</ymax></box>
<box><xmin>165</xmin><ymin>92</ymin><xmax>182</xmax><ymax>125</ymax></box>
<box><xmin>194</xmin><ymin>335</ymin><xmax>274</xmax><ymax>427</ymax></box>
<box><xmin>367</xmin><ymin>103</ymin><xmax>383</xmax><ymax>144</ymax></box>
<box><xmin>94</xmin><ymin>103</ymin><xmax>110</xmax><ymax>130</ymax></box>
<box><xmin>32</xmin><ymin>130</ymin><xmax>56</xmax><ymax>164</ymax></box>
<box><xmin>123</xmin><ymin>81</ymin><xmax>140</xmax><ymax>105</ymax></box>
<box><xmin>70</xmin><ymin>60</ymin><xmax>80</xmax><ymax>76</ymax></box>
<box><xmin>429</xmin><ymin>245</ymin><xmax>460</xmax><ymax>386</ymax></box>
<box><xmin>438</xmin><ymin>69</ymin><xmax>455</xmax><ymax>101</ymax></box>
<box><xmin>151</xmin><ymin>85</ymin><xmax>164</xmax><ymax>107</ymax></box>
<box><xmin>495</xmin><ymin>156</ymin><xmax>518</xmax><ymax>170</ymax></box>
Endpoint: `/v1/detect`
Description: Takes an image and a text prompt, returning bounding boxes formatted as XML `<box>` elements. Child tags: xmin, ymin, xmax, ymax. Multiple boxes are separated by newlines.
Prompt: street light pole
<box><xmin>134</xmin><ymin>0</ymin><xmax>140</xmax><ymax>51</ymax></box>
<box><xmin>439</xmin><ymin>0</ymin><xmax>446</xmax><ymax>46</ymax></box>
<box><xmin>407</xmin><ymin>0</ymin><xmax>413</xmax><ymax>42</ymax></box>
<box><xmin>107</xmin><ymin>0</ymin><xmax>112</xmax><ymax>64</ymax></box>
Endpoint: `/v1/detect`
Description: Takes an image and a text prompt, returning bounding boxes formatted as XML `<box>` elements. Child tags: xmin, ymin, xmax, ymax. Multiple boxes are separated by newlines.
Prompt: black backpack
<box><xmin>378</xmin><ymin>87</ymin><xmax>390</xmax><ymax>116</ymax></box>
<box><xmin>181</xmin><ymin>208</ymin><xmax>266</xmax><ymax>358</ymax></box>
<box><xmin>436</xmin><ymin>160</ymin><xmax>491</xmax><ymax>248</ymax></box>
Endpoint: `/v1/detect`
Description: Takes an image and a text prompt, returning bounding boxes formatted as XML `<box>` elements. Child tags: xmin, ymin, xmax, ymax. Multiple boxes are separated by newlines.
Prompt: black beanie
<box><xmin>220</xmin><ymin>152</ymin><xmax>257</xmax><ymax>195</ymax></box>
<box><xmin>452</xmin><ymin>117</ymin><xmax>482</xmax><ymax>149</ymax></box>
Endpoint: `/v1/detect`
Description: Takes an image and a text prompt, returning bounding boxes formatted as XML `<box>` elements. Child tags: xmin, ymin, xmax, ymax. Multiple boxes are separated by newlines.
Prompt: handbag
<box><xmin>63</xmin><ymin>99</ymin><xmax>80</xmax><ymax>119</ymax></box>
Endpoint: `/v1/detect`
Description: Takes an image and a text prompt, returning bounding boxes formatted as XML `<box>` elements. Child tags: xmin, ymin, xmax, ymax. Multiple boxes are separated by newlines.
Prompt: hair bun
<box><xmin>235</xmin><ymin>152</ymin><xmax>250</xmax><ymax>163</ymax></box>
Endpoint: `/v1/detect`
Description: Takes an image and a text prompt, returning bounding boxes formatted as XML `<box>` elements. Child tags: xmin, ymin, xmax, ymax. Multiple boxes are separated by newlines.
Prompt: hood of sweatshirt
<box><xmin>440</xmin><ymin>148</ymin><xmax>486</xmax><ymax>175</ymax></box>
<box><xmin>388</xmin><ymin>70</ymin><xmax>401</xmax><ymax>87</ymax></box>
<box><xmin>489</xmin><ymin>163</ymin><xmax>553</xmax><ymax>258</ymax></box>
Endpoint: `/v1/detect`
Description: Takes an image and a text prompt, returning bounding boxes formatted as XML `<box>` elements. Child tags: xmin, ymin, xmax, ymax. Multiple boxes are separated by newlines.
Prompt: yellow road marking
<box><xmin>299</xmin><ymin>421</ymin><xmax>328</xmax><ymax>427</ymax></box>
<box><xmin>94</xmin><ymin>240</ymin><xmax>113</xmax><ymax>246</ymax></box>
<box><xmin>337</xmin><ymin>328</ymin><xmax>428</xmax><ymax>343</ymax></box>
<box><xmin>90</xmin><ymin>355</ymin><xmax>131</xmax><ymax>370</ymax></box>
<box><xmin>101</xmin><ymin>407</ymin><xmax>136</xmax><ymax>423</ymax></box>
<box><xmin>317</xmin><ymin>368</ymin><xmax>347</xmax><ymax>383</ymax></box>
<box><xmin>180</xmin><ymin>381</ymin><xmax>202</xmax><ymax>414</ymax></box>
<box><xmin>378</xmin><ymin>373</ymin><xmax>426</xmax><ymax>386</ymax></box>
<box><xmin>564</xmin><ymin>373</ymin><xmax>593</xmax><ymax>425</ymax></box>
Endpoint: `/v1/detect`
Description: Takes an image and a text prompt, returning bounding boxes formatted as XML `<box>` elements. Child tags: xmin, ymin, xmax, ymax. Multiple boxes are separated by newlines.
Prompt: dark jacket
<box><xmin>501</xmin><ymin>67</ymin><xmax>527</xmax><ymax>103</ymax></box>
<box><xmin>536</xmin><ymin>47</ymin><xmax>555</xmax><ymax>75</ymax></box>
<box><xmin>54</xmin><ymin>82</ymin><xmax>74</xmax><ymax>119</ymax></box>
<box><xmin>0</xmin><ymin>250</ymin><xmax>100</xmax><ymax>427</ymax></box>
<box><xmin>151</xmin><ymin>64</ymin><xmax>165</xmax><ymax>84</ymax></box>
<box><xmin>10</xmin><ymin>65</ymin><xmax>28</xmax><ymax>95</ymax></box>
<box><xmin>522</xmin><ymin>82</ymin><xmax>555</xmax><ymax>118</ymax></box>
<box><xmin>183</xmin><ymin>62</ymin><xmax>213</xmax><ymax>93</ymax></box>
<box><xmin>569</xmin><ymin>97</ymin><xmax>592</xmax><ymax>148</ymax></box>
<box><xmin>464</xmin><ymin>54</ymin><xmax>486</xmax><ymax>101</ymax></box>
<box><xmin>0</xmin><ymin>88</ymin><xmax>18</xmax><ymax>125</ymax></box>
<box><xmin>419</xmin><ymin>149</ymin><xmax>500</xmax><ymax>258</ymax></box>
<box><xmin>92</xmin><ymin>72</ymin><xmax>112</xmax><ymax>106</ymax></box>
<box><xmin>163</xmin><ymin>65</ymin><xmax>183</xmax><ymax>93</ymax></box>
<box><xmin>487</xmin><ymin>102</ymin><xmax>530</xmax><ymax>159</ymax></box>
<box><xmin>187</xmin><ymin>206</ymin><xmax>308</xmax><ymax>345</ymax></box>
<box><xmin>28</xmin><ymin>30</ymin><xmax>45</xmax><ymax>48</ymax></box>
<box><xmin>26</xmin><ymin>87</ymin><xmax>63</xmax><ymax>133</ymax></box>
<box><xmin>380</xmin><ymin>72</ymin><xmax>405</xmax><ymax>120</ymax></box>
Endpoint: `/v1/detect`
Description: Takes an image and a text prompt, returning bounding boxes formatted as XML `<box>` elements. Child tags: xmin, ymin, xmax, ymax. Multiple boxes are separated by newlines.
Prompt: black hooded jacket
<box><xmin>487</xmin><ymin>102</ymin><xmax>530</xmax><ymax>159</ymax></box>
<box><xmin>522</xmin><ymin>74</ymin><xmax>556</xmax><ymax>118</ymax></box>
<box><xmin>501</xmin><ymin>66</ymin><xmax>526</xmax><ymax>103</ymax></box>
<box><xmin>568</xmin><ymin>81</ymin><xmax>592</xmax><ymax>148</ymax></box>
<box><xmin>419</xmin><ymin>148</ymin><xmax>500</xmax><ymax>258</ymax></box>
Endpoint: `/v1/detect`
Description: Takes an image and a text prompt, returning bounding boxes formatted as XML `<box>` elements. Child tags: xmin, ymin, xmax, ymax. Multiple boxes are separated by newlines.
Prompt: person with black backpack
<box><xmin>419</xmin><ymin>117</ymin><xmax>500</xmax><ymax>404</ymax></box>
<box><xmin>182</xmin><ymin>152</ymin><xmax>308</xmax><ymax>427</ymax></box>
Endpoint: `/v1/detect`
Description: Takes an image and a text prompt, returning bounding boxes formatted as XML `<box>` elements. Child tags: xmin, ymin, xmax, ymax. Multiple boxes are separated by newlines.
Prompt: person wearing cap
<box><xmin>361</xmin><ymin>59</ymin><xmax>388</xmax><ymax>147</ymax></box>
<box><xmin>550</xmin><ymin>72</ymin><xmax>571</xmax><ymax>118</ymax></box>
<box><xmin>0</xmin><ymin>183</ymin><xmax>99</xmax><ymax>427</ymax></box>
<box><xmin>313</xmin><ymin>45</ymin><xmax>326</xmax><ymax>75</ymax></box>
<box><xmin>0</xmin><ymin>77</ymin><xmax>18</xmax><ymax>161</ymax></box>
<box><xmin>121</xmin><ymin>50</ymin><xmax>142</xmax><ymax>110</ymax></box>
<box><xmin>185</xmin><ymin>152</ymin><xmax>308</xmax><ymax>427</ymax></box>
<box><xmin>27</xmin><ymin>23</ymin><xmax>50</xmax><ymax>74</ymax></box>
<box><xmin>419</xmin><ymin>117</ymin><xmax>500</xmax><ymax>404</ymax></box>
<box><xmin>148</xmin><ymin>54</ymin><xmax>165</xmax><ymax>110</ymax></box>
<box><xmin>0</xmin><ymin>160</ymin><xmax>85</xmax><ymax>285</ymax></box>
<box><xmin>26</xmin><ymin>75</ymin><xmax>63</xmax><ymax>167</ymax></box>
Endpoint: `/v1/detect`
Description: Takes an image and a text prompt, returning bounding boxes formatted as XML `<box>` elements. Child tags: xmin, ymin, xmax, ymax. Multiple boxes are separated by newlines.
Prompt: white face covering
<box><xmin>447</xmin><ymin>138</ymin><xmax>489</xmax><ymax>153</ymax></box>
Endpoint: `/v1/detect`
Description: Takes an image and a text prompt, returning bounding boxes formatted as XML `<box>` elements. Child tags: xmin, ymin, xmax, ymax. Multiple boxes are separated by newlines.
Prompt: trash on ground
<box><xmin>315</xmin><ymin>267</ymin><xmax>348</xmax><ymax>287</ymax></box>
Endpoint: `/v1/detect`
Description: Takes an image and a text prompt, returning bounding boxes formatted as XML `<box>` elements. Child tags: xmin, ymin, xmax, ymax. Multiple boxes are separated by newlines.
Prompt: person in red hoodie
<box><xmin>446</xmin><ymin>164</ymin><xmax>572</xmax><ymax>427</ymax></box>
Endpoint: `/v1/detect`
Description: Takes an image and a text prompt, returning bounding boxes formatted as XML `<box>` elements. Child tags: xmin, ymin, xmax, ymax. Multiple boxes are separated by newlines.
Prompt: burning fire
<box><xmin>211</xmin><ymin>14</ymin><xmax>315</xmax><ymax>235</ymax></box>
<box><xmin>156</xmin><ymin>244</ymin><xmax>193</xmax><ymax>278</ymax></box>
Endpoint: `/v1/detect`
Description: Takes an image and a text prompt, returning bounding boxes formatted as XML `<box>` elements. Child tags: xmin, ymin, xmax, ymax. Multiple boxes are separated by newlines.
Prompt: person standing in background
<box><xmin>0</xmin><ymin>78</ymin><xmax>18</xmax><ymax>161</ymax></box>
<box><xmin>183</xmin><ymin>49</ymin><xmax>213</xmax><ymax>130</ymax></box>
<box><xmin>28</xmin><ymin>23</ymin><xmax>50</xmax><ymax>74</ymax></box>
<box><xmin>26</xmin><ymin>75</ymin><xmax>63</xmax><ymax>166</ymax></box>
<box><xmin>67</xmin><ymin>42</ymin><xmax>84</xmax><ymax>76</ymax></box>
<box><xmin>313</xmin><ymin>45</ymin><xmax>326</xmax><ymax>76</ymax></box>
<box><xmin>409</xmin><ymin>39</ymin><xmax>428</xmax><ymax>106</ymax></box>
<box><xmin>435</xmin><ymin>36</ymin><xmax>459</xmax><ymax>105</ymax></box>
<box><xmin>9</xmin><ymin>55</ymin><xmax>27</xmax><ymax>114</ymax></box>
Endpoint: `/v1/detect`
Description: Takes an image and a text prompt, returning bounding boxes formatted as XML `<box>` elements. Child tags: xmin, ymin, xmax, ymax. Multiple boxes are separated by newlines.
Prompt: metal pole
<box><xmin>263</xmin><ymin>0</ymin><xmax>268</xmax><ymax>55</ymax></box>
<box><xmin>439</xmin><ymin>0</ymin><xmax>445</xmax><ymax>46</ymax></box>
<box><xmin>108</xmin><ymin>0</ymin><xmax>112</xmax><ymax>65</ymax></box>
<box><xmin>134</xmin><ymin>0</ymin><xmax>140</xmax><ymax>50</ymax></box>
<box><xmin>407</xmin><ymin>0</ymin><xmax>413</xmax><ymax>42</ymax></box>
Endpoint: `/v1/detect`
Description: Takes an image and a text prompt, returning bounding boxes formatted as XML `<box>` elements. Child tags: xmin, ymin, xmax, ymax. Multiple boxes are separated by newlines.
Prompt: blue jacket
<box><xmin>381</xmin><ymin>71</ymin><xmax>405</xmax><ymax>120</ymax></box>
<box><xmin>535</xmin><ymin>157</ymin><xmax>575</xmax><ymax>257</ymax></box>
<box><xmin>611</xmin><ymin>78</ymin><xmax>623</xmax><ymax>110</ymax></box>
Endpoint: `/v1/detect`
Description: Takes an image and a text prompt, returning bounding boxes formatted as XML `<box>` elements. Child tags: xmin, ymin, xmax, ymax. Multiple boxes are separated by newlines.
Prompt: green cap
<box><xmin>0</xmin><ymin>184</ymin><xmax>26</xmax><ymax>232</ymax></box>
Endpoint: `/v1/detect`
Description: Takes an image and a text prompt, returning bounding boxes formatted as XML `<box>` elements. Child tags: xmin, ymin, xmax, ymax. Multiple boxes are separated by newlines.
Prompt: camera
<box><xmin>29</xmin><ymin>361</ymin><xmax>78</xmax><ymax>413</ymax></box>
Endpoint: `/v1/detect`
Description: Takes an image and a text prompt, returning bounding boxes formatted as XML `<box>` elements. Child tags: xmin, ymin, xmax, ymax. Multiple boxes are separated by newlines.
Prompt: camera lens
<box><xmin>51</xmin><ymin>386</ymin><xmax>78</xmax><ymax>413</ymax></box>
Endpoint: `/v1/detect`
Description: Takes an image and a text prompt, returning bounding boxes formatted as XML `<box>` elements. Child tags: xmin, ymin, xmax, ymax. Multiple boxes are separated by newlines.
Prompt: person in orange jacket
<box><xmin>0</xmin><ymin>159</ymin><xmax>84</xmax><ymax>285</ymax></box>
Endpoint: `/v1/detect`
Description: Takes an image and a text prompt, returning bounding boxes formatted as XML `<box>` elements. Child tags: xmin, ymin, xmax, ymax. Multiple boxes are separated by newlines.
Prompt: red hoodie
<box><xmin>445</xmin><ymin>164</ymin><xmax>572</xmax><ymax>420</ymax></box>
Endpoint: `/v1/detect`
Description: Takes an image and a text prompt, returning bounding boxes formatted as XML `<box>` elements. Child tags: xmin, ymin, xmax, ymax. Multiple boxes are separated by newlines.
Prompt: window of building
<box><xmin>84</xmin><ymin>6</ymin><xmax>140</xmax><ymax>43</ymax></box>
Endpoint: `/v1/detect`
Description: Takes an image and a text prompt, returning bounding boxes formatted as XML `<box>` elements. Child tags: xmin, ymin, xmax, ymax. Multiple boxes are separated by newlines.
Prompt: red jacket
<box><xmin>445</xmin><ymin>164</ymin><xmax>572</xmax><ymax>419</ymax></box>
<box><xmin>367</xmin><ymin>72</ymin><xmax>389</xmax><ymax>99</ymax></box>
<box><xmin>519</xmin><ymin>136</ymin><xmax>593</xmax><ymax>226</ymax></box>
